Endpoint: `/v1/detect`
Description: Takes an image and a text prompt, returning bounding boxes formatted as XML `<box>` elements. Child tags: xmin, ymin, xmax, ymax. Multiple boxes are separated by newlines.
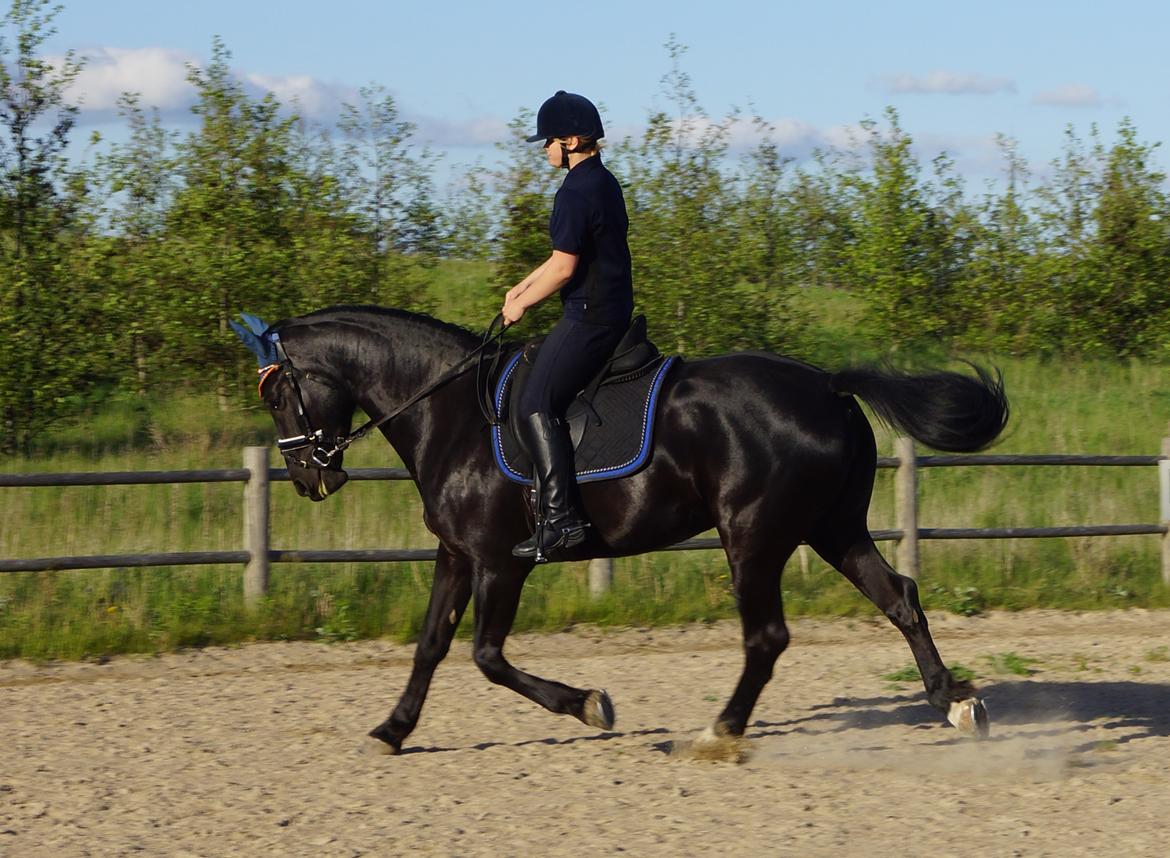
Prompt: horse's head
<box><xmin>231</xmin><ymin>313</ymin><xmax>353</xmax><ymax>502</ymax></box>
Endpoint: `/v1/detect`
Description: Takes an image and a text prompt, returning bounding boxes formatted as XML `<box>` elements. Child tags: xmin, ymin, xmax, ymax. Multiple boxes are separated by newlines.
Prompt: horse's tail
<box><xmin>828</xmin><ymin>363</ymin><xmax>1009</xmax><ymax>453</ymax></box>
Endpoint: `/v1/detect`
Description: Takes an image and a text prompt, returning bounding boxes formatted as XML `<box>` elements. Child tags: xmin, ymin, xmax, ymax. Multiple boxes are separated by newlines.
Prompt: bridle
<box><xmin>259</xmin><ymin>338</ymin><xmax>346</xmax><ymax>469</ymax></box>
<box><xmin>259</xmin><ymin>315</ymin><xmax>509</xmax><ymax>469</ymax></box>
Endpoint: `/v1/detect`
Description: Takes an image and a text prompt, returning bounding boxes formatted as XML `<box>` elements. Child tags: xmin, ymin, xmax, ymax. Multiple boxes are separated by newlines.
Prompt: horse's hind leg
<box><xmin>809</xmin><ymin>526</ymin><xmax>989</xmax><ymax>737</ymax></box>
<box><xmin>470</xmin><ymin>562</ymin><xmax>615</xmax><ymax>732</ymax></box>
<box><xmin>709</xmin><ymin>541</ymin><xmax>796</xmax><ymax>740</ymax></box>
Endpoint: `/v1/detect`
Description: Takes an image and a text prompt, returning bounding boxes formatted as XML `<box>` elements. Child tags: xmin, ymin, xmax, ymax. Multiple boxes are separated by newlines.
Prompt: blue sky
<box><xmin>41</xmin><ymin>0</ymin><xmax>1170</xmax><ymax>187</ymax></box>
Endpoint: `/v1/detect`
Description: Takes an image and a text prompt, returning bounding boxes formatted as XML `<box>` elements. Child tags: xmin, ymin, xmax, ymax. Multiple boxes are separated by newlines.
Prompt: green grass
<box><xmin>882</xmin><ymin>665</ymin><xmax>923</xmax><ymax>683</ymax></box>
<box><xmin>3</xmin><ymin>276</ymin><xmax>1170</xmax><ymax>660</ymax></box>
<box><xmin>985</xmin><ymin>652</ymin><xmax>1041</xmax><ymax>676</ymax></box>
<box><xmin>424</xmin><ymin>258</ymin><xmax>496</xmax><ymax>328</ymax></box>
<box><xmin>882</xmin><ymin>663</ymin><xmax>977</xmax><ymax>684</ymax></box>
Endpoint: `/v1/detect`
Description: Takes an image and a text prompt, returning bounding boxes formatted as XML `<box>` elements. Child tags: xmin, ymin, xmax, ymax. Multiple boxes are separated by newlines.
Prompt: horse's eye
<box><xmin>269</xmin><ymin>397</ymin><xmax>282</xmax><ymax>411</ymax></box>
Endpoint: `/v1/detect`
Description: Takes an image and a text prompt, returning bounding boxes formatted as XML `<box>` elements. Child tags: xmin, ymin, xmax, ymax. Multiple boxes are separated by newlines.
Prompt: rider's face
<box><xmin>544</xmin><ymin>136</ymin><xmax>579</xmax><ymax>168</ymax></box>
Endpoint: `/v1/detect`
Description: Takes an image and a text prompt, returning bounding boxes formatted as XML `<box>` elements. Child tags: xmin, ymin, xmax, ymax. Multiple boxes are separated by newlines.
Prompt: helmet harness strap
<box><xmin>559</xmin><ymin>138</ymin><xmax>586</xmax><ymax>169</ymax></box>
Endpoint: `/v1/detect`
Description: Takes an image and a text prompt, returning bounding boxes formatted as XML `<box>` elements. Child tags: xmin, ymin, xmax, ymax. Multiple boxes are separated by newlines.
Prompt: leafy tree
<box><xmin>960</xmin><ymin>136</ymin><xmax>1051</xmax><ymax>353</ymax></box>
<box><xmin>282</xmin><ymin>116</ymin><xmax>374</xmax><ymax>310</ymax></box>
<box><xmin>920</xmin><ymin>152</ymin><xmax>979</xmax><ymax>337</ymax></box>
<box><xmin>90</xmin><ymin>94</ymin><xmax>178</xmax><ymax>394</ymax></box>
<box><xmin>614</xmin><ymin>36</ymin><xmax>749</xmax><ymax>355</ymax></box>
<box><xmin>0</xmin><ymin>0</ymin><xmax>87</xmax><ymax>454</ymax></box>
<box><xmin>785</xmin><ymin>153</ymin><xmax>855</xmax><ymax>293</ymax></box>
<box><xmin>841</xmin><ymin>108</ymin><xmax>941</xmax><ymax>344</ymax></box>
<box><xmin>1070</xmin><ymin>119</ymin><xmax>1170</xmax><ymax>356</ymax></box>
<box><xmin>1030</xmin><ymin>124</ymin><xmax>1098</xmax><ymax>354</ymax></box>
<box><xmin>395</xmin><ymin>147</ymin><xmax>444</xmax><ymax>259</ymax></box>
<box><xmin>163</xmin><ymin>37</ymin><xmax>300</xmax><ymax>406</ymax></box>
<box><xmin>337</xmin><ymin>83</ymin><xmax>436</xmax><ymax>310</ymax></box>
<box><xmin>731</xmin><ymin>115</ymin><xmax>804</xmax><ymax>350</ymax></box>
<box><xmin>442</xmin><ymin>161</ymin><xmax>494</xmax><ymax>260</ymax></box>
<box><xmin>1026</xmin><ymin>121</ymin><xmax>1170</xmax><ymax>357</ymax></box>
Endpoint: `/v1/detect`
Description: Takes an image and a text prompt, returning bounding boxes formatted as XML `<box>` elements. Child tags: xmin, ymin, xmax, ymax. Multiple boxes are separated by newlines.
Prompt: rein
<box><xmin>263</xmin><ymin>314</ymin><xmax>509</xmax><ymax>468</ymax></box>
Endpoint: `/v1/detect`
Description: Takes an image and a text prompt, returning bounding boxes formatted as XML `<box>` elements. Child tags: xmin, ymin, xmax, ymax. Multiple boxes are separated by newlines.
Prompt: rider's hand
<box><xmin>502</xmin><ymin>295</ymin><xmax>526</xmax><ymax>326</ymax></box>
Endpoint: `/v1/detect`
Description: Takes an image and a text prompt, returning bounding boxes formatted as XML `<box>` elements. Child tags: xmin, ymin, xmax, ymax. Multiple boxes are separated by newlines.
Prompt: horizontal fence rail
<box><xmin>877</xmin><ymin>454</ymin><xmax>1163</xmax><ymax>468</ymax></box>
<box><xmin>0</xmin><ymin>467</ymin><xmax>413</xmax><ymax>487</ymax></box>
<box><xmin>4</xmin><ymin>443</ymin><xmax>1170</xmax><ymax>598</ymax></box>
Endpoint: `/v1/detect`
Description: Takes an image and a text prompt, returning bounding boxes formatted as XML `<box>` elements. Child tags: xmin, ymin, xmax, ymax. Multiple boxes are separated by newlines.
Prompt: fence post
<box><xmin>895</xmin><ymin>436</ymin><xmax>920</xmax><ymax>579</ymax></box>
<box><xmin>244</xmin><ymin>446</ymin><xmax>270</xmax><ymax>608</ymax></box>
<box><xmin>1161</xmin><ymin>437</ymin><xmax>1170</xmax><ymax>586</ymax></box>
<box><xmin>588</xmin><ymin>557</ymin><xmax>613</xmax><ymax>598</ymax></box>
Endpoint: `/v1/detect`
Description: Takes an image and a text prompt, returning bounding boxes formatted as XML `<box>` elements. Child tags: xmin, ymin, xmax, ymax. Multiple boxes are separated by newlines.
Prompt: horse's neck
<box><xmin>310</xmin><ymin>316</ymin><xmax>474</xmax><ymax>467</ymax></box>
<box><xmin>297</xmin><ymin>314</ymin><xmax>458</xmax><ymax>387</ymax></box>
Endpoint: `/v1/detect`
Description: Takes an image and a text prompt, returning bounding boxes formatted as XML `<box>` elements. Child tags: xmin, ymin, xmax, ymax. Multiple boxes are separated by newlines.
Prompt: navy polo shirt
<box><xmin>548</xmin><ymin>156</ymin><xmax>634</xmax><ymax>326</ymax></box>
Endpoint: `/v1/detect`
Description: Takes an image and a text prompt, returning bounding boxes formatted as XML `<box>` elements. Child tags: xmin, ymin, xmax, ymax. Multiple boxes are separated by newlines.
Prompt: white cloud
<box><xmin>673</xmin><ymin>115</ymin><xmax>864</xmax><ymax>157</ymax></box>
<box><xmin>61</xmin><ymin>46</ymin><xmax>358</xmax><ymax>123</ymax></box>
<box><xmin>878</xmin><ymin>70</ymin><xmax>1016</xmax><ymax>96</ymax></box>
<box><xmin>740</xmin><ymin>119</ymin><xmax>1011</xmax><ymax>181</ymax></box>
<box><xmin>1032</xmin><ymin>83</ymin><xmax>1102</xmax><ymax>108</ymax></box>
<box><xmin>242</xmin><ymin>73</ymin><xmax>356</xmax><ymax>121</ymax></box>
<box><xmin>64</xmin><ymin>46</ymin><xmax>199</xmax><ymax>117</ymax></box>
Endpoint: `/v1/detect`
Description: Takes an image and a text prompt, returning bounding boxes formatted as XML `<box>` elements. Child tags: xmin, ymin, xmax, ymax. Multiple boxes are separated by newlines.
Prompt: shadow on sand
<box><xmin>743</xmin><ymin>679</ymin><xmax>1170</xmax><ymax>753</ymax></box>
<box><xmin>388</xmin><ymin>680</ymin><xmax>1170</xmax><ymax>757</ymax></box>
<box><xmin>396</xmin><ymin>726</ymin><xmax>672</xmax><ymax>756</ymax></box>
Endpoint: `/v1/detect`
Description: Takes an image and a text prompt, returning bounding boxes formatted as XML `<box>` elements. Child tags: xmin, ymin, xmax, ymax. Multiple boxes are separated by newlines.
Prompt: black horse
<box><xmin>233</xmin><ymin>305</ymin><xmax>1008</xmax><ymax>753</ymax></box>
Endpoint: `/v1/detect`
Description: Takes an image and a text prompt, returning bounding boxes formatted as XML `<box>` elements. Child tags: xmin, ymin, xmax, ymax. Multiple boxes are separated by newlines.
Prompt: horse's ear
<box><xmin>230</xmin><ymin>318</ymin><xmax>279</xmax><ymax>367</ymax></box>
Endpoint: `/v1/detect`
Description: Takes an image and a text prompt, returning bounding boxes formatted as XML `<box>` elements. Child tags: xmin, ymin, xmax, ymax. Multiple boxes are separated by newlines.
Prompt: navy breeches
<box><xmin>518</xmin><ymin>316</ymin><xmax>625</xmax><ymax>417</ymax></box>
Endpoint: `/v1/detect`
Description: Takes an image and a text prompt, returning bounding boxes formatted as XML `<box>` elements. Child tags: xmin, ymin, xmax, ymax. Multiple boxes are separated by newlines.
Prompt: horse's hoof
<box><xmin>365</xmin><ymin>725</ymin><xmax>403</xmax><ymax>755</ymax></box>
<box><xmin>947</xmin><ymin>697</ymin><xmax>990</xmax><ymax>739</ymax></box>
<box><xmin>360</xmin><ymin>735</ymin><xmax>400</xmax><ymax>756</ymax></box>
<box><xmin>581</xmin><ymin>689</ymin><xmax>615</xmax><ymax>729</ymax></box>
<box><xmin>671</xmin><ymin>724</ymin><xmax>751</xmax><ymax>764</ymax></box>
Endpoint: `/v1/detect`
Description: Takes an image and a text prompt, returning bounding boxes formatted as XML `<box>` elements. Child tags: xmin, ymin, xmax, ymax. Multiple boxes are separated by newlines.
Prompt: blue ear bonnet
<box><xmin>229</xmin><ymin>313</ymin><xmax>280</xmax><ymax>367</ymax></box>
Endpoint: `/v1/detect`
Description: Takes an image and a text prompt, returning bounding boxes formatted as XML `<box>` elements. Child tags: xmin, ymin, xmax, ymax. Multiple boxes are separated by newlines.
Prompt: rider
<box><xmin>501</xmin><ymin>90</ymin><xmax>634</xmax><ymax>561</ymax></box>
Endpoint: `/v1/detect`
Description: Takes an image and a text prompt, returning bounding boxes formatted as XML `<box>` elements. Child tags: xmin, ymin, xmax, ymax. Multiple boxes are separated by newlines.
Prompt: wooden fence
<box><xmin>3</xmin><ymin>441</ymin><xmax>1170</xmax><ymax>604</ymax></box>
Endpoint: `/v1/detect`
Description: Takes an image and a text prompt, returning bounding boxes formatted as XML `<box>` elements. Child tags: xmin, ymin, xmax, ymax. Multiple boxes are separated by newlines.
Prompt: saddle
<box><xmin>490</xmin><ymin>315</ymin><xmax>677</xmax><ymax>485</ymax></box>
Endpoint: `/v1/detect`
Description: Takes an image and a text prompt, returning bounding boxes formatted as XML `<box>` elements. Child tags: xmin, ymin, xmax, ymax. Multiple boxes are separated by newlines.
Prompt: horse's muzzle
<box><xmin>291</xmin><ymin>466</ymin><xmax>349</xmax><ymax>501</ymax></box>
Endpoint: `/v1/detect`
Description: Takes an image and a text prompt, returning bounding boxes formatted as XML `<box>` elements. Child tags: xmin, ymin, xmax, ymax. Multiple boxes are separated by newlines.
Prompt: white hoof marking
<box><xmin>697</xmin><ymin>725</ymin><xmax>722</xmax><ymax>745</ymax></box>
<box><xmin>582</xmin><ymin>690</ymin><xmax>615</xmax><ymax>729</ymax></box>
<box><xmin>360</xmin><ymin>736</ymin><xmax>399</xmax><ymax>756</ymax></box>
<box><xmin>948</xmin><ymin>698</ymin><xmax>990</xmax><ymax>739</ymax></box>
<box><xmin>672</xmin><ymin>725</ymin><xmax>750</xmax><ymax>764</ymax></box>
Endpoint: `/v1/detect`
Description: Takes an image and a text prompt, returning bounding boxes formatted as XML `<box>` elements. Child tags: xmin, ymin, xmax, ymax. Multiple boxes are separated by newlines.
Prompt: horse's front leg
<box><xmin>471</xmin><ymin>563</ymin><xmax>615</xmax><ymax>731</ymax></box>
<box><xmin>368</xmin><ymin>546</ymin><xmax>472</xmax><ymax>753</ymax></box>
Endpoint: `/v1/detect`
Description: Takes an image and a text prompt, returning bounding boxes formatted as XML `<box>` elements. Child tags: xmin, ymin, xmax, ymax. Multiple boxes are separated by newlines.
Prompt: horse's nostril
<box><xmin>292</xmin><ymin>478</ymin><xmax>310</xmax><ymax>497</ymax></box>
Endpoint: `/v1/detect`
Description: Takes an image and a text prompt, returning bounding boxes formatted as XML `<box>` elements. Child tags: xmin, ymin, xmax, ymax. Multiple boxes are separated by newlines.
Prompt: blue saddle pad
<box><xmin>491</xmin><ymin>351</ymin><xmax>677</xmax><ymax>485</ymax></box>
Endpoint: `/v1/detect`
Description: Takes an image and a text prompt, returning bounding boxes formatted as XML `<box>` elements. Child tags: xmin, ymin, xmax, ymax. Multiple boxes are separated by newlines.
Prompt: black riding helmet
<box><xmin>525</xmin><ymin>91</ymin><xmax>604</xmax><ymax>143</ymax></box>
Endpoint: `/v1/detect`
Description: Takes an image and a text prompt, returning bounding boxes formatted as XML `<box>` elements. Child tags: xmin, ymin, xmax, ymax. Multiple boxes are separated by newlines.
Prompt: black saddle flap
<box><xmin>490</xmin><ymin>318</ymin><xmax>677</xmax><ymax>485</ymax></box>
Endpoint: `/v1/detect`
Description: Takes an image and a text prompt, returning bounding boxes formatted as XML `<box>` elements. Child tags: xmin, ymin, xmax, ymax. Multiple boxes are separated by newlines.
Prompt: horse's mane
<box><xmin>274</xmin><ymin>305</ymin><xmax>481</xmax><ymax>349</ymax></box>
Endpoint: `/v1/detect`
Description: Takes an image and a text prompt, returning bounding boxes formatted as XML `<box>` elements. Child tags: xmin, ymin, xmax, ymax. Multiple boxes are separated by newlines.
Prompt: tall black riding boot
<box><xmin>512</xmin><ymin>412</ymin><xmax>589</xmax><ymax>561</ymax></box>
